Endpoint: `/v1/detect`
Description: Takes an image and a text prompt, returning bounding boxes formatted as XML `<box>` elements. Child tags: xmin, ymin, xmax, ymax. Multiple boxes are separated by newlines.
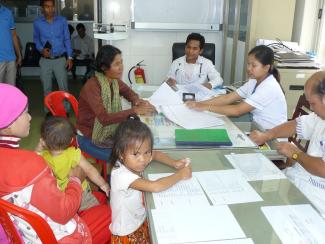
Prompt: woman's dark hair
<box><xmin>95</xmin><ymin>45</ymin><xmax>122</xmax><ymax>73</ymax></box>
<box><xmin>111</xmin><ymin>116</ymin><xmax>153</xmax><ymax>167</ymax></box>
<box><xmin>41</xmin><ymin>116</ymin><xmax>76</xmax><ymax>151</ymax></box>
<box><xmin>248</xmin><ymin>45</ymin><xmax>280</xmax><ymax>82</ymax></box>
<box><xmin>186</xmin><ymin>33</ymin><xmax>205</xmax><ymax>49</ymax></box>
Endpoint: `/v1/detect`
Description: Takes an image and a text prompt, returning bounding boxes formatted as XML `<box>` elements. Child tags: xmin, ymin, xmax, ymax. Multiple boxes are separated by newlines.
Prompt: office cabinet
<box><xmin>278</xmin><ymin>68</ymin><xmax>318</xmax><ymax>117</ymax></box>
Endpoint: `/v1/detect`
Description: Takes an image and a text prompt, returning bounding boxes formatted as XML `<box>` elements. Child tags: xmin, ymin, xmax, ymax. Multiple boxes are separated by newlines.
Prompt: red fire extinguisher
<box><xmin>128</xmin><ymin>60</ymin><xmax>146</xmax><ymax>84</ymax></box>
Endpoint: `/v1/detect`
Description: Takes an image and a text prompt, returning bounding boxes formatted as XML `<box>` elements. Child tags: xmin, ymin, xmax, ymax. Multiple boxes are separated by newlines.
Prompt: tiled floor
<box><xmin>20</xmin><ymin>76</ymin><xmax>83</xmax><ymax>150</ymax></box>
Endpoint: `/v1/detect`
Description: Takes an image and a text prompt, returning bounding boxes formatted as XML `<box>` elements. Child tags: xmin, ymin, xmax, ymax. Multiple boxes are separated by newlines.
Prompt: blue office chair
<box><xmin>172</xmin><ymin>42</ymin><xmax>216</xmax><ymax>65</ymax></box>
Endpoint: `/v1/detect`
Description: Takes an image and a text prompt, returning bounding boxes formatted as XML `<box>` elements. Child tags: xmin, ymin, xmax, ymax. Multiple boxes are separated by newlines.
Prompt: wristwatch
<box><xmin>292</xmin><ymin>152</ymin><xmax>299</xmax><ymax>160</ymax></box>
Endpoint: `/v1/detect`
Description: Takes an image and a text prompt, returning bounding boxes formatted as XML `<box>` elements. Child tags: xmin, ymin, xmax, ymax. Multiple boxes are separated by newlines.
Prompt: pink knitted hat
<box><xmin>0</xmin><ymin>84</ymin><xmax>28</xmax><ymax>129</ymax></box>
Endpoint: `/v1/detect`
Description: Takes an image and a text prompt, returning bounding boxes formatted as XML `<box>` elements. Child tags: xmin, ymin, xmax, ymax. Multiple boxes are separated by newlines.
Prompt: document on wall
<box><xmin>182</xmin><ymin>239</ymin><xmax>254</xmax><ymax>244</ymax></box>
<box><xmin>225</xmin><ymin>153</ymin><xmax>286</xmax><ymax>181</ymax></box>
<box><xmin>161</xmin><ymin>104</ymin><xmax>224</xmax><ymax>129</ymax></box>
<box><xmin>261</xmin><ymin>204</ymin><xmax>325</xmax><ymax>243</ymax></box>
<box><xmin>152</xmin><ymin>205</ymin><xmax>246</xmax><ymax>244</ymax></box>
<box><xmin>194</xmin><ymin>170</ymin><xmax>263</xmax><ymax>205</ymax></box>
<box><xmin>148</xmin><ymin>173</ymin><xmax>210</xmax><ymax>208</ymax></box>
<box><xmin>177</xmin><ymin>83</ymin><xmax>217</xmax><ymax>101</ymax></box>
<box><xmin>148</xmin><ymin>82</ymin><xmax>183</xmax><ymax>110</ymax></box>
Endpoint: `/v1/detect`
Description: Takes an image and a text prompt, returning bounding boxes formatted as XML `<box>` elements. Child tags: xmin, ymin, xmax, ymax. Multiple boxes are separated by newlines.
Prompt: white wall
<box><xmin>102</xmin><ymin>0</ymin><xmax>223</xmax><ymax>85</ymax></box>
<box><xmin>292</xmin><ymin>0</ymin><xmax>319</xmax><ymax>52</ymax></box>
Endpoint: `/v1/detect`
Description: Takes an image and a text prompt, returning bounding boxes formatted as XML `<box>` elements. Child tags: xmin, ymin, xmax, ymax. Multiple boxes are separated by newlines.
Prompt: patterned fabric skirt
<box><xmin>111</xmin><ymin>220</ymin><xmax>151</xmax><ymax>244</ymax></box>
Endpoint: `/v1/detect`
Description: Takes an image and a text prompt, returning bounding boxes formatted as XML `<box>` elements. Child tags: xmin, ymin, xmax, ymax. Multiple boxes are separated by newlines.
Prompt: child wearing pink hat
<box><xmin>0</xmin><ymin>84</ymin><xmax>111</xmax><ymax>243</ymax></box>
<box><xmin>0</xmin><ymin>83</ymin><xmax>30</xmax><ymax>145</ymax></box>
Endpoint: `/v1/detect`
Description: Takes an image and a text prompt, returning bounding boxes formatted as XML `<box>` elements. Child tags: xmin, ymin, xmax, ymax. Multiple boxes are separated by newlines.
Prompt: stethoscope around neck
<box><xmin>175</xmin><ymin>62</ymin><xmax>203</xmax><ymax>78</ymax></box>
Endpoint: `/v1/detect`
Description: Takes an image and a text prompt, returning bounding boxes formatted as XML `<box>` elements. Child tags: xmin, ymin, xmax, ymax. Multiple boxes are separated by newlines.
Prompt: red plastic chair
<box><xmin>0</xmin><ymin>198</ymin><xmax>57</xmax><ymax>244</ymax></box>
<box><xmin>44</xmin><ymin>91</ymin><xmax>108</xmax><ymax>181</ymax></box>
<box><xmin>44</xmin><ymin>91</ymin><xmax>79</xmax><ymax>118</ymax></box>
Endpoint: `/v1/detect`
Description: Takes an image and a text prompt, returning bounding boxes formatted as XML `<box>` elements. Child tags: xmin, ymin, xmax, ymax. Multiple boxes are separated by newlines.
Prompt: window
<box><xmin>59</xmin><ymin>0</ymin><xmax>94</xmax><ymax>21</ymax></box>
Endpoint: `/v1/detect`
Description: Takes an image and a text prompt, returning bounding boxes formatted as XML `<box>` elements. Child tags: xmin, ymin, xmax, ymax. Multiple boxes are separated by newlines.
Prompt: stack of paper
<box><xmin>161</xmin><ymin>104</ymin><xmax>224</xmax><ymax>129</ymax></box>
<box><xmin>176</xmin><ymin>83</ymin><xmax>217</xmax><ymax>101</ymax></box>
<box><xmin>148</xmin><ymin>83</ymin><xmax>224</xmax><ymax>129</ymax></box>
<box><xmin>148</xmin><ymin>82</ymin><xmax>183</xmax><ymax>110</ymax></box>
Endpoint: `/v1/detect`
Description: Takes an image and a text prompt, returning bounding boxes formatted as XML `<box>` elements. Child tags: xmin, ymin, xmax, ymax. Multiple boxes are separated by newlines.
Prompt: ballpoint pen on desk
<box><xmin>237</xmin><ymin>134</ymin><xmax>245</xmax><ymax>141</ymax></box>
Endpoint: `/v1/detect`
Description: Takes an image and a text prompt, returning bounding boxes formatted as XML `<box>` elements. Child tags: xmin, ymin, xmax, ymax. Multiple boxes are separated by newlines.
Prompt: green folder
<box><xmin>175</xmin><ymin>129</ymin><xmax>232</xmax><ymax>146</ymax></box>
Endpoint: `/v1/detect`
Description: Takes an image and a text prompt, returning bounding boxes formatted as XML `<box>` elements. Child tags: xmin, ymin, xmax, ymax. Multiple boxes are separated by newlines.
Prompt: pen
<box><xmin>237</xmin><ymin>134</ymin><xmax>245</xmax><ymax>141</ymax></box>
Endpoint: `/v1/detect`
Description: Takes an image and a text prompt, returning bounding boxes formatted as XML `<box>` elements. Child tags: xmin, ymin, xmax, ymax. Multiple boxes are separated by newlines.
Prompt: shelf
<box><xmin>93</xmin><ymin>32</ymin><xmax>128</xmax><ymax>41</ymax></box>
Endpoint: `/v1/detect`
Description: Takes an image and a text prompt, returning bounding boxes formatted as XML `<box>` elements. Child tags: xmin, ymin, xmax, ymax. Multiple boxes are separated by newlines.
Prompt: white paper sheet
<box><xmin>182</xmin><ymin>239</ymin><xmax>254</xmax><ymax>244</ymax></box>
<box><xmin>148</xmin><ymin>82</ymin><xmax>183</xmax><ymax>109</ymax></box>
<box><xmin>177</xmin><ymin>83</ymin><xmax>217</xmax><ymax>101</ymax></box>
<box><xmin>148</xmin><ymin>173</ymin><xmax>210</xmax><ymax>208</ymax></box>
<box><xmin>161</xmin><ymin>104</ymin><xmax>224</xmax><ymax>129</ymax></box>
<box><xmin>225</xmin><ymin>153</ymin><xmax>286</xmax><ymax>181</ymax></box>
<box><xmin>261</xmin><ymin>204</ymin><xmax>325</xmax><ymax>244</ymax></box>
<box><xmin>152</xmin><ymin>206</ymin><xmax>246</xmax><ymax>244</ymax></box>
<box><xmin>194</xmin><ymin>170</ymin><xmax>263</xmax><ymax>205</ymax></box>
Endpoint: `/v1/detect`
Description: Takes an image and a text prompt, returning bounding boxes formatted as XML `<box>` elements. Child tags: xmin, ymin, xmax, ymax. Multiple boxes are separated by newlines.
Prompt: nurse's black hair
<box><xmin>186</xmin><ymin>33</ymin><xmax>205</xmax><ymax>50</ymax></box>
<box><xmin>111</xmin><ymin>115</ymin><xmax>153</xmax><ymax>167</ymax></box>
<box><xmin>248</xmin><ymin>45</ymin><xmax>280</xmax><ymax>83</ymax></box>
<box><xmin>95</xmin><ymin>45</ymin><xmax>121</xmax><ymax>73</ymax></box>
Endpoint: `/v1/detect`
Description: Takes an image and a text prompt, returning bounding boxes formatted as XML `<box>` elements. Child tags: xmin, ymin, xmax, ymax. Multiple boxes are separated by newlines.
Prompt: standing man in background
<box><xmin>34</xmin><ymin>0</ymin><xmax>73</xmax><ymax>110</ymax></box>
<box><xmin>0</xmin><ymin>2</ymin><xmax>22</xmax><ymax>85</ymax></box>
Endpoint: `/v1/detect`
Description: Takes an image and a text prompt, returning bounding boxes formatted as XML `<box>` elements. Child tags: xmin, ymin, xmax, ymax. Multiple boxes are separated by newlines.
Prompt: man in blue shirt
<box><xmin>34</xmin><ymin>0</ymin><xmax>73</xmax><ymax>106</ymax></box>
<box><xmin>0</xmin><ymin>3</ymin><xmax>22</xmax><ymax>85</ymax></box>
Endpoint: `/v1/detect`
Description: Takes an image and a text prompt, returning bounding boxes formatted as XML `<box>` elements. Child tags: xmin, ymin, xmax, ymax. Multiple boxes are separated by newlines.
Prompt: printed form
<box><xmin>148</xmin><ymin>173</ymin><xmax>210</xmax><ymax>208</ymax></box>
<box><xmin>261</xmin><ymin>204</ymin><xmax>325</xmax><ymax>243</ymax></box>
<box><xmin>149</xmin><ymin>170</ymin><xmax>262</xmax><ymax>208</ymax></box>
<box><xmin>225</xmin><ymin>153</ymin><xmax>286</xmax><ymax>181</ymax></box>
<box><xmin>194</xmin><ymin>170</ymin><xmax>263</xmax><ymax>205</ymax></box>
<box><xmin>152</xmin><ymin>205</ymin><xmax>246</xmax><ymax>244</ymax></box>
<box><xmin>182</xmin><ymin>239</ymin><xmax>254</xmax><ymax>244</ymax></box>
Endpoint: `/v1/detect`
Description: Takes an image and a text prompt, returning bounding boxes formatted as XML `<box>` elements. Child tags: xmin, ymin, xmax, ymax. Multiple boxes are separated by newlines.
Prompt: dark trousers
<box><xmin>71</xmin><ymin>59</ymin><xmax>93</xmax><ymax>83</ymax></box>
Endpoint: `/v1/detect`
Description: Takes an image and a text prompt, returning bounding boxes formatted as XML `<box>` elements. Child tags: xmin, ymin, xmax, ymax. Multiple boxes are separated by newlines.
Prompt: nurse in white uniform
<box><xmin>186</xmin><ymin>45</ymin><xmax>287</xmax><ymax>130</ymax></box>
<box><xmin>166</xmin><ymin>33</ymin><xmax>223</xmax><ymax>89</ymax></box>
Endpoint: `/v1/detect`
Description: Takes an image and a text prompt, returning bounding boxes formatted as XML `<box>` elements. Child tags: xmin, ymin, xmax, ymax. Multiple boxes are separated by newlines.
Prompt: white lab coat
<box><xmin>166</xmin><ymin>55</ymin><xmax>223</xmax><ymax>88</ymax></box>
<box><xmin>236</xmin><ymin>75</ymin><xmax>287</xmax><ymax>129</ymax></box>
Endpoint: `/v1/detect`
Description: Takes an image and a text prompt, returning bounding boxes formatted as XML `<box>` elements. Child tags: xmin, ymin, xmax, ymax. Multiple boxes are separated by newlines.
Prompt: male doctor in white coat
<box><xmin>166</xmin><ymin>33</ymin><xmax>223</xmax><ymax>90</ymax></box>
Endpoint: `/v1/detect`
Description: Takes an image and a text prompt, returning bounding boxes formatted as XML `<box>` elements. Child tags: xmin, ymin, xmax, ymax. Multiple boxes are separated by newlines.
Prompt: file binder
<box><xmin>175</xmin><ymin>129</ymin><xmax>232</xmax><ymax>146</ymax></box>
